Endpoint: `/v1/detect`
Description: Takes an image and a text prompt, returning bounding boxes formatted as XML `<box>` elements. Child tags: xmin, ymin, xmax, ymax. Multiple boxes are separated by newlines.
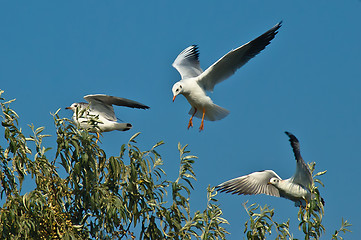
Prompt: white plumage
<box><xmin>172</xmin><ymin>22</ymin><xmax>282</xmax><ymax>131</ymax></box>
<box><xmin>66</xmin><ymin>94</ymin><xmax>149</xmax><ymax>133</ymax></box>
<box><xmin>216</xmin><ymin>132</ymin><xmax>317</xmax><ymax>207</ymax></box>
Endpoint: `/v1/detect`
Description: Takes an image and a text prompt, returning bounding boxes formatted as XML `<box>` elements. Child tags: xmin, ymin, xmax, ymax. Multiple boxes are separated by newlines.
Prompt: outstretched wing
<box><xmin>84</xmin><ymin>94</ymin><xmax>149</xmax><ymax>121</ymax></box>
<box><xmin>172</xmin><ymin>45</ymin><xmax>203</xmax><ymax>79</ymax></box>
<box><xmin>84</xmin><ymin>94</ymin><xmax>150</xmax><ymax>109</ymax></box>
<box><xmin>84</xmin><ymin>95</ymin><xmax>117</xmax><ymax>121</ymax></box>
<box><xmin>216</xmin><ymin>170</ymin><xmax>282</xmax><ymax>197</ymax></box>
<box><xmin>198</xmin><ymin>21</ymin><xmax>282</xmax><ymax>91</ymax></box>
<box><xmin>285</xmin><ymin>131</ymin><xmax>313</xmax><ymax>189</ymax></box>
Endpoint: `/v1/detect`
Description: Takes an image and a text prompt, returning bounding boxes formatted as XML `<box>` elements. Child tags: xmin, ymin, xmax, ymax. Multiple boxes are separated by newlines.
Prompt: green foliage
<box><xmin>0</xmin><ymin>90</ymin><xmax>229</xmax><ymax>239</ymax></box>
<box><xmin>243</xmin><ymin>202</ymin><xmax>293</xmax><ymax>240</ymax></box>
<box><xmin>296</xmin><ymin>163</ymin><xmax>326</xmax><ymax>239</ymax></box>
<box><xmin>0</xmin><ymin>90</ymin><xmax>353</xmax><ymax>239</ymax></box>
<box><xmin>331</xmin><ymin>218</ymin><xmax>352</xmax><ymax>240</ymax></box>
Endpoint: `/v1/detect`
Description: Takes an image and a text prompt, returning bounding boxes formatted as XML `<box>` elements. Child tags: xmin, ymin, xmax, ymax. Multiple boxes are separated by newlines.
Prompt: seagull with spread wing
<box><xmin>216</xmin><ymin>132</ymin><xmax>317</xmax><ymax>207</ymax></box>
<box><xmin>171</xmin><ymin>22</ymin><xmax>282</xmax><ymax>131</ymax></box>
<box><xmin>66</xmin><ymin>94</ymin><xmax>149</xmax><ymax>135</ymax></box>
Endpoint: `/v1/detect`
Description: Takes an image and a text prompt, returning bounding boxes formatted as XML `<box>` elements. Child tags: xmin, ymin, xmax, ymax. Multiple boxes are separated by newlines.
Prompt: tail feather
<box><xmin>188</xmin><ymin>104</ymin><xmax>229</xmax><ymax>121</ymax></box>
<box><xmin>115</xmin><ymin>123</ymin><xmax>132</xmax><ymax>131</ymax></box>
<box><xmin>101</xmin><ymin>122</ymin><xmax>132</xmax><ymax>132</ymax></box>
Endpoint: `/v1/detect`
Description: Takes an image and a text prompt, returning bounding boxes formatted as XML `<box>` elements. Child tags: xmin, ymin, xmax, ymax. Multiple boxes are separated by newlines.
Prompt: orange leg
<box><xmin>188</xmin><ymin>108</ymin><xmax>197</xmax><ymax>129</ymax></box>
<box><xmin>199</xmin><ymin>108</ymin><xmax>206</xmax><ymax>131</ymax></box>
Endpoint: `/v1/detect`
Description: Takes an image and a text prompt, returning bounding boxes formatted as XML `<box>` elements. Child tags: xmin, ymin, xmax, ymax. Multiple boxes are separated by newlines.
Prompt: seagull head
<box><xmin>65</xmin><ymin>102</ymin><xmax>87</xmax><ymax>112</ymax></box>
<box><xmin>268</xmin><ymin>177</ymin><xmax>280</xmax><ymax>186</ymax></box>
<box><xmin>172</xmin><ymin>82</ymin><xmax>183</xmax><ymax>102</ymax></box>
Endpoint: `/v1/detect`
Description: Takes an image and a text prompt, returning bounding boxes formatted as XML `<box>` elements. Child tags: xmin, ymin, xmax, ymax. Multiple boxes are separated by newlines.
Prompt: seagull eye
<box><xmin>180</xmin><ymin>85</ymin><xmax>182</xmax><ymax>89</ymax></box>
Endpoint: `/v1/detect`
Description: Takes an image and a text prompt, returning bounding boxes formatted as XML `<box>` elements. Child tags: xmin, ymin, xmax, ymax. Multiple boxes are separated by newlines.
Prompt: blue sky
<box><xmin>1</xmin><ymin>0</ymin><xmax>361</xmax><ymax>238</ymax></box>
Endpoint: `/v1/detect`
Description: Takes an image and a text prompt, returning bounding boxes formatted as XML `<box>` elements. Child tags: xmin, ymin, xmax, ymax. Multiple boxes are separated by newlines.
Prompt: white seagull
<box><xmin>216</xmin><ymin>132</ymin><xmax>315</xmax><ymax>207</ymax></box>
<box><xmin>172</xmin><ymin>22</ymin><xmax>282</xmax><ymax>131</ymax></box>
<box><xmin>66</xmin><ymin>94</ymin><xmax>149</xmax><ymax>134</ymax></box>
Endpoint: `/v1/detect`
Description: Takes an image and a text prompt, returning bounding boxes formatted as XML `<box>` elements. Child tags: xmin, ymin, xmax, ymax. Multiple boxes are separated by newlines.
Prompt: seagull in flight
<box><xmin>216</xmin><ymin>132</ymin><xmax>316</xmax><ymax>207</ymax></box>
<box><xmin>172</xmin><ymin>22</ymin><xmax>282</xmax><ymax>131</ymax></box>
<box><xmin>66</xmin><ymin>94</ymin><xmax>149</xmax><ymax>136</ymax></box>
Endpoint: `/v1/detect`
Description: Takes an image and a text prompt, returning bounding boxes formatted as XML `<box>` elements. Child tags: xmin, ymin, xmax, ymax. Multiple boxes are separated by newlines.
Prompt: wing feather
<box><xmin>172</xmin><ymin>45</ymin><xmax>203</xmax><ymax>79</ymax></box>
<box><xmin>84</xmin><ymin>94</ymin><xmax>149</xmax><ymax>121</ymax></box>
<box><xmin>84</xmin><ymin>95</ymin><xmax>116</xmax><ymax>121</ymax></box>
<box><xmin>216</xmin><ymin>170</ymin><xmax>281</xmax><ymax>197</ymax></box>
<box><xmin>285</xmin><ymin>131</ymin><xmax>313</xmax><ymax>188</ymax></box>
<box><xmin>198</xmin><ymin>22</ymin><xmax>282</xmax><ymax>91</ymax></box>
<box><xmin>84</xmin><ymin>94</ymin><xmax>150</xmax><ymax>109</ymax></box>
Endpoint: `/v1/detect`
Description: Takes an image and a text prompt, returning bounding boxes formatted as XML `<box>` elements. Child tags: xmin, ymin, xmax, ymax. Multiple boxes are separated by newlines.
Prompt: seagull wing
<box><xmin>85</xmin><ymin>94</ymin><xmax>149</xmax><ymax>109</ymax></box>
<box><xmin>172</xmin><ymin>45</ymin><xmax>203</xmax><ymax>79</ymax></box>
<box><xmin>216</xmin><ymin>170</ymin><xmax>282</xmax><ymax>197</ymax></box>
<box><xmin>197</xmin><ymin>22</ymin><xmax>282</xmax><ymax>92</ymax></box>
<box><xmin>84</xmin><ymin>95</ymin><xmax>118</xmax><ymax>121</ymax></box>
<box><xmin>285</xmin><ymin>131</ymin><xmax>313</xmax><ymax>189</ymax></box>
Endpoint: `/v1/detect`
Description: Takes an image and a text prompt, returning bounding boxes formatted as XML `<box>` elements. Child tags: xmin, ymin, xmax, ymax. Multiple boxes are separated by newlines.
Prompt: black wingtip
<box><xmin>285</xmin><ymin>131</ymin><xmax>302</xmax><ymax>160</ymax></box>
<box><xmin>245</xmin><ymin>21</ymin><xmax>282</xmax><ymax>60</ymax></box>
<box><xmin>215</xmin><ymin>184</ymin><xmax>227</xmax><ymax>193</ymax></box>
<box><xmin>215</xmin><ymin>185</ymin><xmax>230</xmax><ymax>195</ymax></box>
<box><xmin>285</xmin><ymin>131</ymin><xmax>299</xmax><ymax>143</ymax></box>
<box><xmin>179</xmin><ymin>45</ymin><xmax>200</xmax><ymax>62</ymax></box>
<box><xmin>271</xmin><ymin>21</ymin><xmax>282</xmax><ymax>34</ymax></box>
<box><xmin>135</xmin><ymin>104</ymin><xmax>150</xmax><ymax>110</ymax></box>
<box><xmin>190</xmin><ymin>45</ymin><xmax>200</xmax><ymax>59</ymax></box>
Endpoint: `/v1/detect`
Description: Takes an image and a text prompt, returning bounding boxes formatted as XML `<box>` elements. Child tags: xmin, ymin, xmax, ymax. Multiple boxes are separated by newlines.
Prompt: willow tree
<box><xmin>0</xmin><ymin>90</ymin><xmax>351</xmax><ymax>239</ymax></box>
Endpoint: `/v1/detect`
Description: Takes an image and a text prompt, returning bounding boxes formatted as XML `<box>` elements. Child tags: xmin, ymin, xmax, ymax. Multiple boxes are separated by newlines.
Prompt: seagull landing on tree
<box><xmin>171</xmin><ymin>22</ymin><xmax>282</xmax><ymax>131</ymax></box>
<box><xmin>66</xmin><ymin>94</ymin><xmax>149</xmax><ymax>138</ymax></box>
<box><xmin>216</xmin><ymin>132</ymin><xmax>321</xmax><ymax>208</ymax></box>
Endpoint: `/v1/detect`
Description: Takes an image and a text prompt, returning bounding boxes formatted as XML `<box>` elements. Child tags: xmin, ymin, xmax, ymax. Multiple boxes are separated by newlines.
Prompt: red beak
<box><xmin>172</xmin><ymin>96</ymin><xmax>176</xmax><ymax>102</ymax></box>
